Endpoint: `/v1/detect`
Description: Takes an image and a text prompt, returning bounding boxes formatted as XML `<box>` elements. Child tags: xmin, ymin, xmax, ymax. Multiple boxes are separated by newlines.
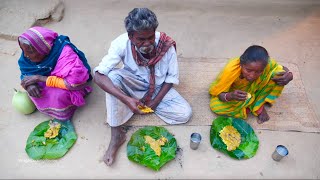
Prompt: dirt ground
<box><xmin>0</xmin><ymin>0</ymin><xmax>320</xmax><ymax>179</ymax></box>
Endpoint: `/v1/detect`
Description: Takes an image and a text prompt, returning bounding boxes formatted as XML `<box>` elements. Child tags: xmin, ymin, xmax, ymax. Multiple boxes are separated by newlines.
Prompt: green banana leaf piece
<box><xmin>25</xmin><ymin>119</ymin><xmax>77</xmax><ymax>160</ymax></box>
<box><xmin>210</xmin><ymin>116</ymin><xmax>259</xmax><ymax>159</ymax></box>
<box><xmin>127</xmin><ymin>126</ymin><xmax>177</xmax><ymax>171</ymax></box>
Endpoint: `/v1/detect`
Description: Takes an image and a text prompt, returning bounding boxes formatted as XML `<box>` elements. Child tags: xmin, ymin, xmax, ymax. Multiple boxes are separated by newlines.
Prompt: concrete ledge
<box><xmin>0</xmin><ymin>0</ymin><xmax>64</xmax><ymax>41</ymax></box>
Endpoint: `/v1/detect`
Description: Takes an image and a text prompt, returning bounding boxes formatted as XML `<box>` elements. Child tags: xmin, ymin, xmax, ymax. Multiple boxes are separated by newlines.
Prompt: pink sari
<box><xmin>30</xmin><ymin>45</ymin><xmax>92</xmax><ymax>120</ymax></box>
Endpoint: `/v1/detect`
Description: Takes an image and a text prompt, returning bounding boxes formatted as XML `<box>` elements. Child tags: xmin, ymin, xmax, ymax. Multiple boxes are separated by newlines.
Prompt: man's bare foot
<box><xmin>257</xmin><ymin>107</ymin><xmax>270</xmax><ymax>124</ymax></box>
<box><xmin>103</xmin><ymin>126</ymin><xmax>127</xmax><ymax>166</ymax></box>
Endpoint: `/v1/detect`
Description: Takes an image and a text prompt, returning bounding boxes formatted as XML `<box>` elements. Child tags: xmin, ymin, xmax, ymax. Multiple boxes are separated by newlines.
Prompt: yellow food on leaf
<box><xmin>158</xmin><ymin>136</ymin><xmax>168</xmax><ymax>145</ymax></box>
<box><xmin>219</xmin><ymin>125</ymin><xmax>241</xmax><ymax>151</ymax></box>
<box><xmin>44</xmin><ymin>120</ymin><xmax>61</xmax><ymax>139</ymax></box>
<box><xmin>247</xmin><ymin>93</ymin><xmax>251</xmax><ymax>99</ymax></box>
<box><xmin>144</xmin><ymin>135</ymin><xmax>168</xmax><ymax>156</ymax></box>
<box><xmin>138</xmin><ymin>105</ymin><xmax>154</xmax><ymax>113</ymax></box>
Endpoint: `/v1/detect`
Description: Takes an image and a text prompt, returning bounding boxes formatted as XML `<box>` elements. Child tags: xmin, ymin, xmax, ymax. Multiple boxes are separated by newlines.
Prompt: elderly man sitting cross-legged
<box><xmin>94</xmin><ymin>8</ymin><xmax>192</xmax><ymax>166</ymax></box>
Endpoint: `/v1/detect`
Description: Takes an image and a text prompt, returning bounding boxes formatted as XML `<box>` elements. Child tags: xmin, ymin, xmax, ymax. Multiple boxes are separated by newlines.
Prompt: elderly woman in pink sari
<box><xmin>18</xmin><ymin>26</ymin><xmax>92</xmax><ymax>120</ymax></box>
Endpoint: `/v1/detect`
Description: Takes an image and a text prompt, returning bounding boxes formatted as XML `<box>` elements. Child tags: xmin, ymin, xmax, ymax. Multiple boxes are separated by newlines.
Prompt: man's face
<box><xmin>129</xmin><ymin>29</ymin><xmax>155</xmax><ymax>54</ymax></box>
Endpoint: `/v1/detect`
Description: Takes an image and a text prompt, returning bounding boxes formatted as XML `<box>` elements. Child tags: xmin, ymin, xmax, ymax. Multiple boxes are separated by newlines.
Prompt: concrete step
<box><xmin>0</xmin><ymin>0</ymin><xmax>64</xmax><ymax>41</ymax></box>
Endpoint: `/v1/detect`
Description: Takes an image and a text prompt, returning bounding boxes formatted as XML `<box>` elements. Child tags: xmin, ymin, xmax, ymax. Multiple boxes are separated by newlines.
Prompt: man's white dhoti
<box><xmin>106</xmin><ymin>69</ymin><xmax>192</xmax><ymax>127</ymax></box>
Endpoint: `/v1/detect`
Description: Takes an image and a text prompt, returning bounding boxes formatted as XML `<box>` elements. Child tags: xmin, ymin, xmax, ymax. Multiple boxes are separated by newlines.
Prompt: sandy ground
<box><xmin>1</xmin><ymin>0</ymin><xmax>320</xmax><ymax>179</ymax></box>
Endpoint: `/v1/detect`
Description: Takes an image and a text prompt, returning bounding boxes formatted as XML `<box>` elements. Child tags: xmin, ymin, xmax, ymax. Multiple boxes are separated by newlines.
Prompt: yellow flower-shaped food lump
<box><xmin>44</xmin><ymin>120</ymin><xmax>61</xmax><ymax>139</ymax></box>
<box><xmin>138</xmin><ymin>105</ymin><xmax>154</xmax><ymax>113</ymax></box>
<box><xmin>219</xmin><ymin>125</ymin><xmax>241</xmax><ymax>151</ymax></box>
<box><xmin>273</xmin><ymin>69</ymin><xmax>286</xmax><ymax>78</ymax></box>
<box><xmin>144</xmin><ymin>135</ymin><xmax>168</xmax><ymax>156</ymax></box>
<box><xmin>247</xmin><ymin>93</ymin><xmax>252</xmax><ymax>99</ymax></box>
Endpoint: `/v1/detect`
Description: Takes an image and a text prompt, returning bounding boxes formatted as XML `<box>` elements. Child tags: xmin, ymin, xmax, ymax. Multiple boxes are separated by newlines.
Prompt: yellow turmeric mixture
<box><xmin>144</xmin><ymin>135</ymin><xmax>168</xmax><ymax>156</ymax></box>
<box><xmin>247</xmin><ymin>93</ymin><xmax>252</xmax><ymax>99</ymax></box>
<box><xmin>44</xmin><ymin>120</ymin><xmax>61</xmax><ymax>139</ymax></box>
<box><xmin>219</xmin><ymin>125</ymin><xmax>241</xmax><ymax>151</ymax></box>
<box><xmin>138</xmin><ymin>105</ymin><xmax>154</xmax><ymax>113</ymax></box>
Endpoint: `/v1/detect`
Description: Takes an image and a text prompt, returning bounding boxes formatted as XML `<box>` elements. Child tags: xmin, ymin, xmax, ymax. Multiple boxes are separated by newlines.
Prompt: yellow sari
<box><xmin>209</xmin><ymin>57</ymin><xmax>284</xmax><ymax>119</ymax></box>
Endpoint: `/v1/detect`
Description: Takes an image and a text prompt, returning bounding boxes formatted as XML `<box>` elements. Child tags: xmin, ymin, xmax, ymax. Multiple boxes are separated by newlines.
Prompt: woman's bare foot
<box><xmin>264</xmin><ymin>102</ymin><xmax>272</xmax><ymax>107</ymax></box>
<box><xmin>103</xmin><ymin>126</ymin><xmax>127</xmax><ymax>166</ymax></box>
<box><xmin>257</xmin><ymin>107</ymin><xmax>270</xmax><ymax>124</ymax></box>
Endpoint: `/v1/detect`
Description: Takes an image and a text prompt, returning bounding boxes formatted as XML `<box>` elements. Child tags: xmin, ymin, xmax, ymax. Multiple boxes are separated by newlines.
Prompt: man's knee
<box><xmin>178</xmin><ymin>103</ymin><xmax>192</xmax><ymax>123</ymax></box>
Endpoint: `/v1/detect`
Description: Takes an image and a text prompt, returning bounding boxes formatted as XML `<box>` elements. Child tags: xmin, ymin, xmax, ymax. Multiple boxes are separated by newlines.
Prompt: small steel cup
<box><xmin>190</xmin><ymin>133</ymin><xmax>202</xmax><ymax>150</ymax></box>
<box><xmin>272</xmin><ymin>145</ymin><xmax>289</xmax><ymax>161</ymax></box>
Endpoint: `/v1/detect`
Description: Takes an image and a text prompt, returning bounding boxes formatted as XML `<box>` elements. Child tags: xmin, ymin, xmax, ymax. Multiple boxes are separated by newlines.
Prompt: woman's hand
<box><xmin>271</xmin><ymin>71</ymin><xmax>293</xmax><ymax>86</ymax></box>
<box><xmin>229</xmin><ymin>90</ymin><xmax>248</xmax><ymax>101</ymax></box>
<box><xmin>125</xmin><ymin>97</ymin><xmax>144</xmax><ymax>114</ymax></box>
<box><xmin>21</xmin><ymin>75</ymin><xmax>47</xmax><ymax>89</ymax></box>
<box><xmin>26</xmin><ymin>84</ymin><xmax>41</xmax><ymax>98</ymax></box>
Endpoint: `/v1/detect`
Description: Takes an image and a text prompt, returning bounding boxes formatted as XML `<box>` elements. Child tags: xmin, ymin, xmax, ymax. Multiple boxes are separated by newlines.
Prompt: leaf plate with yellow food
<box><xmin>210</xmin><ymin>116</ymin><xmax>259</xmax><ymax>159</ymax></box>
<box><xmin>127</xmin><ymin>126</ymin><xmax>177</xmax><ymax>171</ymax></box>
<box><xmin>25</xmin><ymin>119</ymin><xmax>77</xmax><ymax>160</ymax></box>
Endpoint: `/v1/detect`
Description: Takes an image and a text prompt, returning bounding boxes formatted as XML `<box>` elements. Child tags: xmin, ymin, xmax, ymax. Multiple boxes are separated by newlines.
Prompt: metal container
<box><xmin>272</xmin><ymin>145</ymin><xmax>289</xmax><ymax>161</ymax></box>
<box><xmin>190</xmin><ymin>133</ymin><xmax>202</xmax><ymax>150</ymax></box>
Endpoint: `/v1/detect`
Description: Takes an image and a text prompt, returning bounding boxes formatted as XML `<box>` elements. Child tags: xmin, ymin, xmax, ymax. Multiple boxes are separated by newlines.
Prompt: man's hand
<box><xmin>94</xmin><ymin>72</ymin><xmax>143</xmax><ymax>114</ymax></box>
<box><xmin>126</xmin><ymin>97</ymin><xmax>144</xmax><ymax>114</ymax></box>
<box><xmin>229</xmin><ymin>90</ymin><xmax>247</xmax><ymax>101</ymax></box>
<box><xmin>144</xmin><ymin>99</ymin><xmax>160</xmax><ymax>111</ymax></box>
<box><xmin>271</xmin><ymin>71</ymin><xmax>293</xmax><ymax>86</ymax></box>
<box><xmin>140</xmin><ymin>83</ymin><xmax>173</xmax><ymax>112</ymax></box>
<box><xmin>21</xmin><ymin>75</ymin><xmax>47</xmax><ymax>89</ymax></box>
<box><xmin>26</xmin><ymin>84</ymin><xmax>41</xmax><ymax>98</ymax></box>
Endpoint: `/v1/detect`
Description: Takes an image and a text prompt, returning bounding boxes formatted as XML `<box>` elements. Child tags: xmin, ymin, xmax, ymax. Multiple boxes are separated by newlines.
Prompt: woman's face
<box><xmin>19</xmin><ymin>43</ymin><xmax>46</xmax><ymax>63</ymax></box>
<box><xmin>241</xmin><ymin>61</ymin><xmax>266</xmax><ymax>82</ymax></box>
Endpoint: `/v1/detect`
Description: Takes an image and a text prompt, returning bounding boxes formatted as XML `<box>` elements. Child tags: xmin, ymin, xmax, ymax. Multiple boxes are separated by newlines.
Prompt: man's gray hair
<box><xmin>124</xmin><ymin>8</ymin><xmax>158</xmax><ymax>35</ymax></box>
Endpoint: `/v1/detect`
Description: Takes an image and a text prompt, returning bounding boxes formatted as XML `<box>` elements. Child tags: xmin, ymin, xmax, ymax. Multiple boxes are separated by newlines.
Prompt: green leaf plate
<box><xmin>210</xmin><ymin>116</ymin><xmax>259</xmax><ymax>159</ymax></box>
<box><xmin>127</xmin><ymin>126</ymin><xmax>177</xmax><ymax>171</ymax></box>
<box><xmin>25</xmin><ymin>119</ymin><xmax>77</xmax><ymax>160</ymax></box>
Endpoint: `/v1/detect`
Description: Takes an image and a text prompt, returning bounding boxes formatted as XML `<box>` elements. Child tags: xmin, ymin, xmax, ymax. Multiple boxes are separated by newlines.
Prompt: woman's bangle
<box><xmin>224</xmin><ymin>93</ymin><xmax>229</xmax><ymax>102</ymax></box>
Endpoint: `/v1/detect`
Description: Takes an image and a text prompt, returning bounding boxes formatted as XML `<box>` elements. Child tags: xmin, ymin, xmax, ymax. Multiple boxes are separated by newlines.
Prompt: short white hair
<box><xmin>18</xmin><ymin>37</ymin><xmax>34</xmax><ymax>52</ymax></box>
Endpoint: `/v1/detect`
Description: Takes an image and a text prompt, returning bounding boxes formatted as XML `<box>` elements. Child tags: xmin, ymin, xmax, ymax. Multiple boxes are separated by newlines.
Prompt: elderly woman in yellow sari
<box><xmin>209</xmin><ymin>45</ymin><xmax>293</xmax><ymax>124</ymax></box>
